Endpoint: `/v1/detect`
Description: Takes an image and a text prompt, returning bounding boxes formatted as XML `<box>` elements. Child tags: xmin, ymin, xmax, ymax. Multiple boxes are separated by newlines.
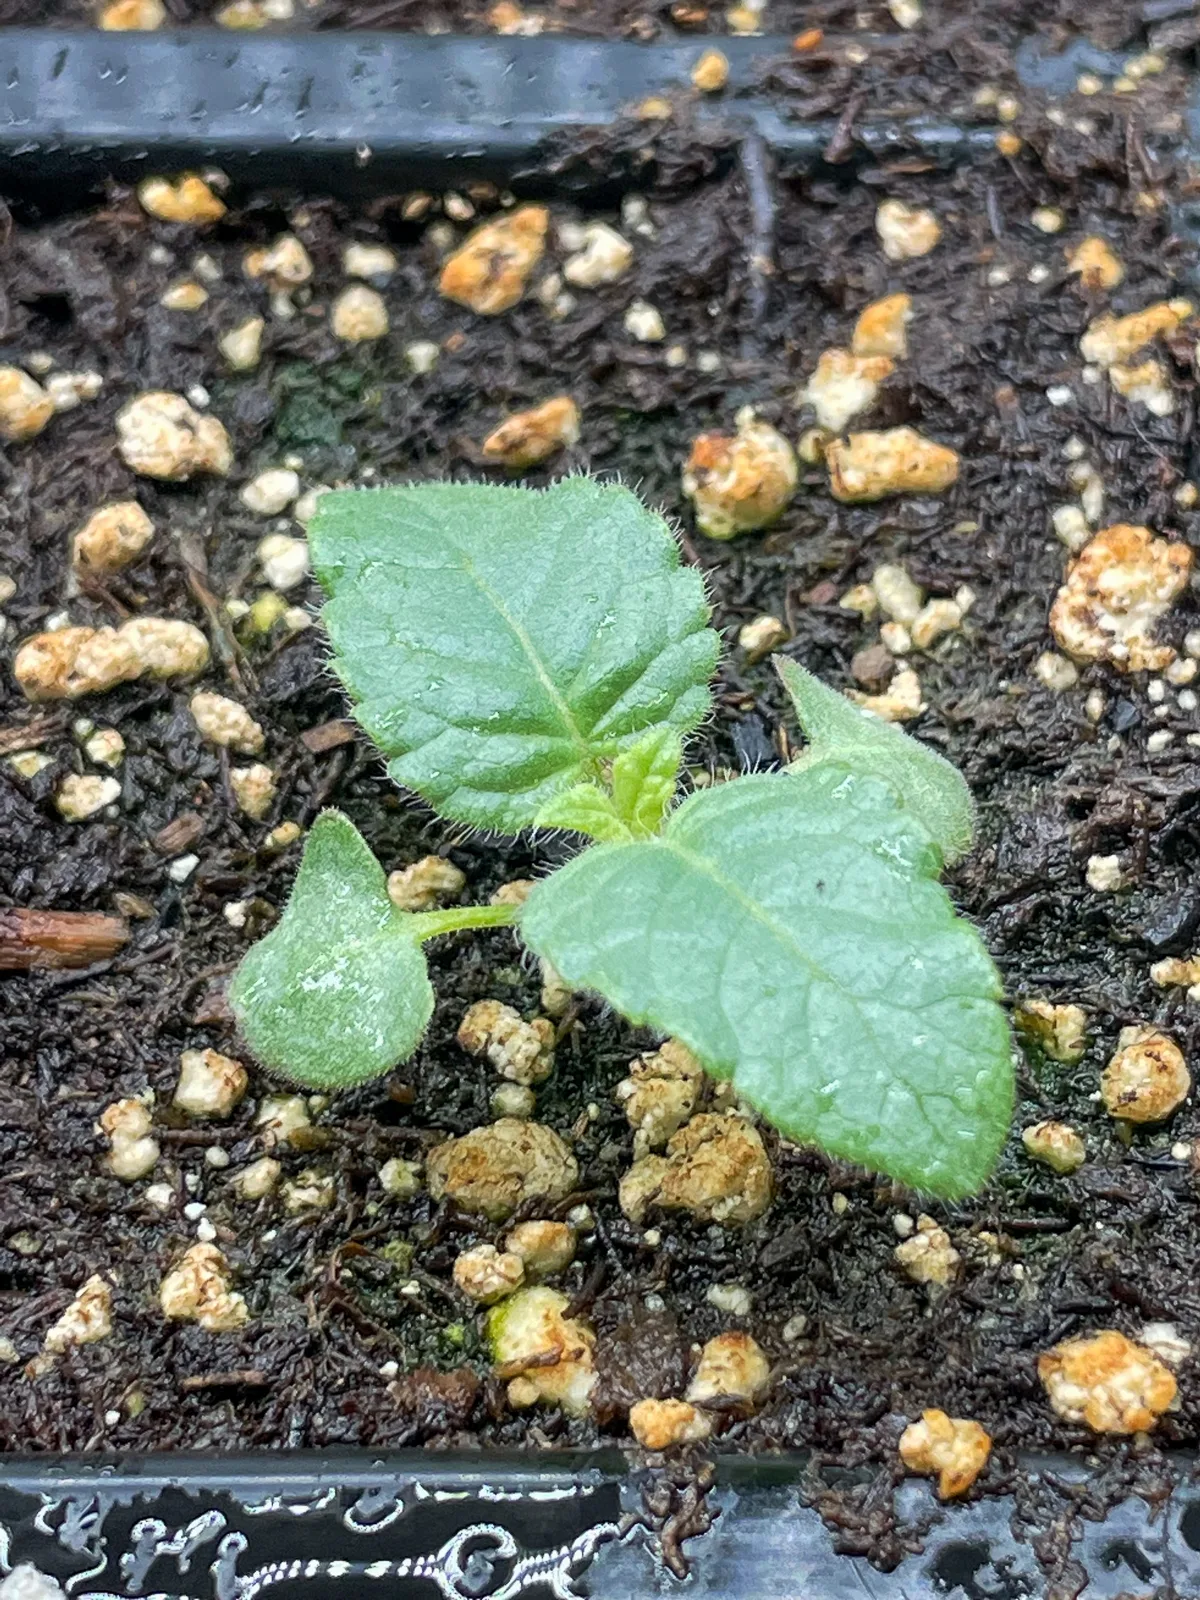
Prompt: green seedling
<box><xmin>229</xmin><ymin>477</ymin><xmax>1012</xmax><ymax>1197</ymax></box>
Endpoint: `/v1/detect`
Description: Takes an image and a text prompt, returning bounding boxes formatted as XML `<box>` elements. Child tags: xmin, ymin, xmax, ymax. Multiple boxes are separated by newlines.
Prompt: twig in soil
<box><xmin>822</xmin><ymin>88</ymin><xmax>866</xmax><ymax>164</ymax></box>
<box><xmin>0</xmin><ymin>908</ymin><xmax>129</xmax><ymax>970</ymax></box>
<box><xmin>0</xmin><ymin>715</ymin><xmax>66</xmax><ymax>756</ymax></box>
<box><xmin>738</xmin><ymin>132</ymin><xmax>775</xmax><ymax>359</ymax></box>
<box><xmin>178</xmin><ymin>529</ymin><xmax>254</xmax><ymax>694</ymax></box>
<box><xmin>180</xmin><ymin>1369</ymin><xmax>268</xmax><ymax>1392</ymax></box>
<box><xmin>300</xmin><ymin>719</ymin><xmax>356</xmax><ymax>754</ymax></box>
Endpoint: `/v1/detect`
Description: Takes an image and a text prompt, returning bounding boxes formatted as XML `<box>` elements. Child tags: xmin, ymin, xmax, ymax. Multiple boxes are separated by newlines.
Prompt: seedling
<box><xmin>230</xmin><ymin>478</ymin><xmax>1012</xmax><ymax>1197</ymax></box>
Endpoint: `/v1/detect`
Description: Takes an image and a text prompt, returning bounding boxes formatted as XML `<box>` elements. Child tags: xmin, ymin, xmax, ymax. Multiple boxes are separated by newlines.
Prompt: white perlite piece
<box><xmin>871</xmin><ymin>563</ymin><xmax>925</xmax><ymax>625</ymax></box>
<box><xmin>244</xmin><ymin>234</ymin><xmax>314</xmax><ymax>288</ymax></box>
<box><xmin>138</xmin><ymin>174</ymin><xmax>225</xmax><ymax>223</ymax></box>
<box><xmin>242</xmin><ymin>469</ymin><xmax>301</xmax><ymax>516</ymax></box>
<box><xmin>46</xmin><ymin>371</ymin><xmax>103</xmax><ymax>413</ymax></box>
<box><xmin>343</xmin><ymin>242</ymin><xmax>398</xmax><ymax>279</ymax></box>
<box><xmin>387</xmin><ymin>855</ymin><xmax>466</xmax><ymax>911</ymax></box>
<box><xmin>1022</xmin><ymin>1120</ymin><xmax>1086</xmax><ymax>1174</ymax></box>
<box><xmin>100</xmin><ymin>1097</ymin><xmax>160</xmax><ymax>1181</ymax></box>
<box><xmin>331</xmin><ymin>285</ymin><xmax>390</xmax><ymax>342</ymax></box>
<box><xmin>894</xmin><ymin>1213</ymin><xmax>960</xmax><ymax>1285</ymax></box>
<box><xmin>1086</xmin><ymin>854</ymin><xmax>1124</xmax><ymax>893</ymax></box>
<box><xmin>72</xmin><ymin>502</ymin><xmax>155</xmax><ymax>575</ymax></box>
<box><xmin>615</xmin><ymin>1038</ymin><xmax>704</xmax><ymax>1155</ymax></box>
<box><xmin>160</xmin><ymin>1243</ymin><xmax>249</xmax><ymax>1331</ymax></box>
<box><xmin>562</xmin><ymin>222</ymin><xmax>634</xmax><ymax>287</ymax></box>
<box><xmin>875</xmin><ymin>200</ymin><xmax>941</xmax><ymax>260</ymax></box>
<box><xmin>219</xmin><ymin>316</ymin><xmax>265</xmax><ymax>371</ymax></box>
<box><xmin>624</xmin><ymin>299</ymin><xmax>665</xmax><ymax>341</ymax></box>
<box><xmin>687</xmin><ymin>1331</ymin><xmax>770</xmax><ymax>1403</ymax></box>
<box><xmin>230</xmin><ymin>763</ymin><xmax>276</xmax><ymax>820</ymax></box>
<box><xmin>174</xmin><ymin>1048</ymin><xmax>248</xmax><ymax>1119</ymax></box>
<box><xmin>705</xmin><ymin>1282</ymin><xmax>752</xmax><ymax>1316</ymax></box>
<box><xmin>1035</xmin><ymin>651</ymin><xmax>1079</xmax><ymax>691</ymax></box>
<box><xmin>504</xmin><ymin>1220</ymin><xmax>576</xmax><ymax>1278</ymax></box>
<box><xmin>116</xmin><ymin>392</ymin><xmax>232</xmax><ymax>480</ymax></box>
<box><xmin>282</xmin><ymin>1171</ymin><xmax>335</xmax><ymax>1212</ymax></box>
<box><xmin>85</xmin><ymin>728</ymin><xmax>126</xmax><ymax>767</ymax></box>
<box><xmin>190</xmin><ymin>691</ymin><xmax>265</xmax><ymax>754</ymax></box>
<box><xmin>848</xmin><ymin>665</ymin><xmax>924</xmax><ymax>722</ymax></box>
<box><xmin>232</xmin><ymin>1157</ymin><xmax>281</xmax><ymax>1199</ymax></box>
<box><xmin>453</xmin><ymin>1244</ymin><xmax>526</xmax><ymax>1304</ymax></box>
<box><xmin>799</xmin><ymin>349</ymin><xmax>894</xmax><ymax>433</ymax></box>
<box><xmin>257</xmin><ymin>533</ymin><xmax>309</xmax><ymax>591</ymax></box>
<box><xmin>256</xmin><ymin>1094</ymin><xmax>311</xmax><ymax>1147</ymax></box>
<box><xmin>379</xmin><ymin>1157</ymin><xmax>422</xmax><ymax>1198</ymax></box>
<box><xmin>457</xmin><ymin>1000</ymin><xmax>555</xmax><ymax>1085</ymax></box>
<box><xmin>737</xmin><ymin>615</ymin><xmax>789</xmax><ymax>662</ymax></box>
<box><xmin>55</xmin><ymin>773</ymin><xmax>121</xmax><ymax>821</ymax></box>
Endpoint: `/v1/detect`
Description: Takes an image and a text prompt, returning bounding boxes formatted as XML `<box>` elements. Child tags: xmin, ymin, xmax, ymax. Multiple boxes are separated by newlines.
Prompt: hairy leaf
<box><xmin>311</xmin><ymin>478</ymin><xmax>719</xmax><ymax>834</ymax></box>
<box><xmin>535</xmin><ymin>783</ymin><xmax>632</xmax><ymax>843</ymax></box>
<box><xmin>775</xmin><ymin>657</ymin><xmax>975</xmax><ymax>864</ymax></box>
<box><xmin>521</xmin><ymin>769</ymin><xmax>1011</xmax><ymax>1197</ymax></box>
<box><xmin>229</xmin><ymin>810</ymin><xmax>434</xmax><ymax>1090</ymax></box>
<box><xmin>610</xmin><ymin>727</ymin><xmax>682</xmax><ymax>836</ymax></box>
<box><xmin>535</xmin><ymin>728</ymin><xmax>683</xmax><ymax>842</ymax></box>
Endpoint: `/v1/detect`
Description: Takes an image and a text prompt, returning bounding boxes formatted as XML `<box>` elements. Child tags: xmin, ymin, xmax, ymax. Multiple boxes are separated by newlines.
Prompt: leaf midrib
<box><xmin>448</xmin><ymin>547</ymin><xmax>594</xmax><ymax>767</ymax></box>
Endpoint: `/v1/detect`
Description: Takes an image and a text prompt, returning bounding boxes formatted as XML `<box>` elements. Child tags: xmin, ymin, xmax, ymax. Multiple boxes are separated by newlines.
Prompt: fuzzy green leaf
<box><xmin>610</xmin><ymin>727</ymin><xmax>682</xmax><ymax>836</ymax></box>
<box><xmin>775</xmin><ymin>656</ymin><xmax>975</xmax><ymax>864</ymax></box>
<box><xmin>535</xmin><ymin>783</ymin><xmax>632</xmax><ymax>843</ymax></box>
<box><xmin>520</xmin><ymin>768</ymin><xmax>1011</xmax><ymax>1197</ymax></box>
<box><xmin>229</xmin><ymin>810</ymin><xmax>434</xmax><ymax>1090</ymax></box>
<box><xmin>310</xmin><ymin>478</ymin><xmax>719</xmax><ymax>834</ymax></box>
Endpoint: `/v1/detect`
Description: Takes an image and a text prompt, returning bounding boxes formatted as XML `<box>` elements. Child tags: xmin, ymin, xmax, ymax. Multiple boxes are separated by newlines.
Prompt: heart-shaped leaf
<box><xmin>520</xmin><ymin>768</ymin><xmax>1011</xmax><ymax>1197</ymax></box>
<box><xmin>229</xmin><ymin>810</ymin><xmax>434</xmax><ymax>1090</ymax></box>
<box><xmin>776</xmin><ymin>656</ymin><xmax>975</xmax><ymax>864</ymax></box>
<box><xmin>310</xmin><ymin>478</ymin><xmax>719</xmax><ymax>834</ymax></box>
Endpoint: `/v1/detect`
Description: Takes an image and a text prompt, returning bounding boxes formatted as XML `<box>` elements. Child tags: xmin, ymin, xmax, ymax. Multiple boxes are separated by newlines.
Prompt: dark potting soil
<box><xmin>2</xmin><ymin>5</ymin><xmax>1200</xmax><ymax>1571</ymax></box>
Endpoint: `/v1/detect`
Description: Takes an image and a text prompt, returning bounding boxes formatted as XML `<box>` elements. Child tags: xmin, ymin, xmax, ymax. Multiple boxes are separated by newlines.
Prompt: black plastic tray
<box><xmin>3</xmin><ymin>1449</ymin><xmax>1200</xmax><ymax>1598</ymax></box>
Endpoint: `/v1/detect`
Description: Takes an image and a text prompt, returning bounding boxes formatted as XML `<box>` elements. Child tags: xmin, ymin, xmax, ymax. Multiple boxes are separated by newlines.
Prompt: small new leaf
<box><xmin>229</xmin><ymin>810</ymin><xmax>434</xmax><ymax>1091</ymax></box>
<box><xmin>610</xmin><ymin>727</ymin><xmax>681</xmax><ymax>836</ymax></box>
<box><xmin>535</xmin><ymin>783</ymin><xmax>632</xmax><ymax>843</ymax></box>
<box><xmin>775</xmin><ymin>656</ymin><xmax>975</xmax><ymax>864</ymax></box>
<box><xmin>311</xmin><ymin>478</ymin><xmax>719</xmax><ymax>835</ymax></box>
<box><xmin>521</xmin><ymin>768</ymin><xmax>1011</xmax><ymax>1197</ymax></box>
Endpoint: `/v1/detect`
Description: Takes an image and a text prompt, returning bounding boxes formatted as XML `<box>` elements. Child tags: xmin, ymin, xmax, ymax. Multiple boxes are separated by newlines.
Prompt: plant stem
<box><xmin>408</xmin><ymin>902</ymin><xmax>520</xmax><ymax>942</ymax></box>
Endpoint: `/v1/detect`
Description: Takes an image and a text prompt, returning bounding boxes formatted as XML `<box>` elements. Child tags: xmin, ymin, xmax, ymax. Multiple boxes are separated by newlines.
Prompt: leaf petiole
<box><xmin>407</xmin><ymin>903</ymin><xmax>520</xmax><ymax>942</ymax></box>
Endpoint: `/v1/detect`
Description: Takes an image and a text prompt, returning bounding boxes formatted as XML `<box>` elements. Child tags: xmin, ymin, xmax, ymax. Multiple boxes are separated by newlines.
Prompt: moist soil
<box><xmin>2</xmin><ymin>4</ymin><xmax>1200</xmax><ymax>1570</ymax></box>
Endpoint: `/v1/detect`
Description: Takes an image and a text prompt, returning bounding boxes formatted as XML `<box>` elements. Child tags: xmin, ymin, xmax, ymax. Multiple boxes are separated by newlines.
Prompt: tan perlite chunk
<box><xmin>482</xmin><ymin>397</ymin><xmax>580</xmax><ymax>470</ymax></box>
<box><xmin>619</xmin><ymin>1113</ymin><xmax>772</xmax><ymax>1225</ymax></box>
<box><xmin>426</xmin><ymin>1119</ymin><xmax>577</xmax><ymax>1220</ymax></box>
<box><xmin>682</xmin><ymin>409</ymin><xmax>798</xmax><ymax>539</ymax></box>
<box><xmin>899</xmin><ymin>1409</ymin><xmax>992</xmax><ymax>1499</ymax></box>
<box><xmin>438</xmin><ymin>205</ymin><xmax>549</xmax><ymax>315</ymax></box>
<box><xmin>1100</xmin><ymin>1025</ymin><xmax>1190</xmax><ymax>1124</ymax></box>
<box><xmin>116</xmin><ymin>392</ymin><xmax>232</xmax><ymax>480</ymax></box>
<box><xmin>826</xmin><ymin>427</ymin><xmax>958</xmax><ymax>503</ymax></box>
<box><xmin>160</xmin><ymin>1243</ymin><xmax>249</xmax><ymax>1332</ymax></box>
<box><xmin>1039</xmin><ymin>1330</ymin><xmax>1176</xmax><ymax>1434</ymax></box>
<box><xmin>1049</xmin><ymin>524</ymin><xmax>1191</xmax><ymax>673</ymax></box>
